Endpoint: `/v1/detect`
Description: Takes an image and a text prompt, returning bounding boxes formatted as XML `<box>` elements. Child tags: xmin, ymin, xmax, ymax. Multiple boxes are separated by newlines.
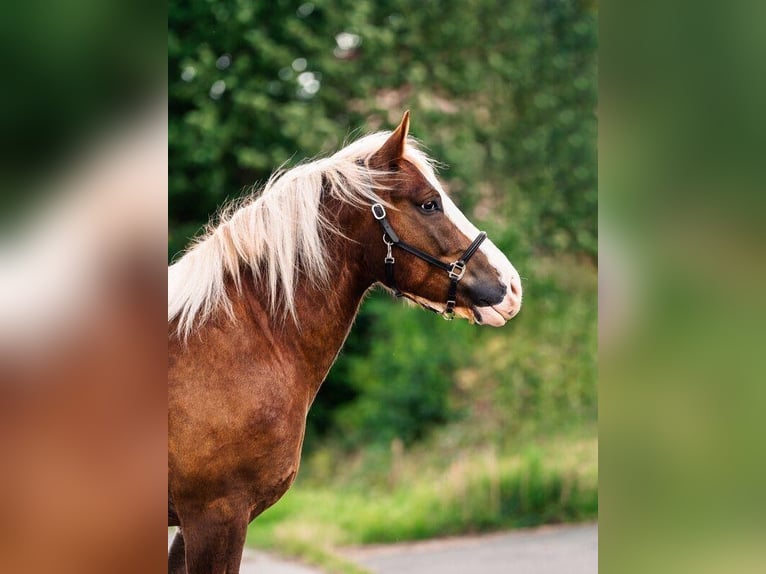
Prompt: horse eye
<box><xmin>420</xmin><ymin>200</ymin><xmax>440</xmax><ymax>213</ymax></box>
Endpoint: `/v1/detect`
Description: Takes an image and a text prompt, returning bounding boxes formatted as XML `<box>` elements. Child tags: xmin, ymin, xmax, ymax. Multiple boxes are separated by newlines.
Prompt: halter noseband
<box><xmin>371</xmin><ymin>203</ymin><xmax>487</xmax><ymax>320</ymax></box>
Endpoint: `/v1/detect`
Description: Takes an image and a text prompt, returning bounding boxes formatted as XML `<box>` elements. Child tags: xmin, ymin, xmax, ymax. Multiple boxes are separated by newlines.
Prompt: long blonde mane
<box><xmin>168</xmin><ymin>131</ymin><xmax>442</xmax><ymax>339</ymax></box>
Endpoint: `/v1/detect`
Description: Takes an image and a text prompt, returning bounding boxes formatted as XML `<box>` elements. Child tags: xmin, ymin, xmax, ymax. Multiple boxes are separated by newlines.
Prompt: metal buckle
<box><xmin>448</xmin><ymin>261</ymin><xmax>466</xmax><ymax>280</ymax></box>
<box><xmin>371</xmin><ymin>203</ymin><xmax>386</xmax><ymax>220</ymax></box>
<box><xmin>384</xmin><ymin>235</ymin><xmax>394</xmax><ymax>263</ymax></box>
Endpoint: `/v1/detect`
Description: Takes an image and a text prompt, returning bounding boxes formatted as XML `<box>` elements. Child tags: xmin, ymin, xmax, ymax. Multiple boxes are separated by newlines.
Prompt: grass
<box><xmin>246</xmin><ymin>428</ymin><xmax>597</xmax><ymax>573</ymax></box>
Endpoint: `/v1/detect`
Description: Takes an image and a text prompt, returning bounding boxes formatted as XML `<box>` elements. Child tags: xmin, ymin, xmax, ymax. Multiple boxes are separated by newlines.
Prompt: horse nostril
<box><xmin>469</xmin><ymin>280</ymin><xmax>507</xmax><ymax>307</ymax></box>
<box><xmin>510</xmin><ymin>277</ymin><xmax>521</xmax><ymax>297</ymax></box>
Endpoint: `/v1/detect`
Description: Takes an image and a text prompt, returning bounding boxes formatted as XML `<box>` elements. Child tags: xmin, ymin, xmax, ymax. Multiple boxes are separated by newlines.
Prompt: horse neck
<box><xmin>233</xmin><ymin>226</ymin><xmax>373</xmax><ymax>403</ymax></box>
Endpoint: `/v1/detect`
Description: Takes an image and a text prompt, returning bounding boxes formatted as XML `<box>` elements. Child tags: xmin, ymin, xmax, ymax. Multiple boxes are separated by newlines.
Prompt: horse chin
<box><xmin>472</xmin><ymin>305</ymin><xmax>507</xmax><ymax>327</ymax></box>
<box><xmin>400</xmin><ymin>294</ymin><xmax>505</xmax><ymax>326</ymax></box>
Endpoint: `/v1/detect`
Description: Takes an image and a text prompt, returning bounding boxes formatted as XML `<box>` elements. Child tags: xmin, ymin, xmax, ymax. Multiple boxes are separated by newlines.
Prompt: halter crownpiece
<box><xmin>370</xmin><ymin>203</ymin><xmax>488</xmax><ymax>319</ymax></box>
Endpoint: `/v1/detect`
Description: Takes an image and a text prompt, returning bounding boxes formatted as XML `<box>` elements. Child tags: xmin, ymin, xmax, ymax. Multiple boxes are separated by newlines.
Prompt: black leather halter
<box><xmin>371</xmin><ymin>203</ymin><xmax>488</xmax><ymax>320</ymax></box>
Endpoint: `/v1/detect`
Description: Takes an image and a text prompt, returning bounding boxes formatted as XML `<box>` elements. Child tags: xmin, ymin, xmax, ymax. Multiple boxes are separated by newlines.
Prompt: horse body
<box><xmin>168</xmin><ymin>113</ymin><xmax>522</xmax><ymax>573</ymax></box>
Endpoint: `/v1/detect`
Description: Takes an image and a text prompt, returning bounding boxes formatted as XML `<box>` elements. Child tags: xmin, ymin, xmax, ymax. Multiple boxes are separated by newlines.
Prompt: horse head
<box><xmin>361</xmin><ymin>112</ymin><xmax>522</xmax><ymax>326</ymax></box>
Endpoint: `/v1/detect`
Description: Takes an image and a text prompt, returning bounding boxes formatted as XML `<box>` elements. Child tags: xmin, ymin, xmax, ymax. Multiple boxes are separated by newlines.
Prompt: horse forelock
<box><xmin>168</xmin><ymin>131</ymin><xmax>439</xmax><ymax>339</ymax></box>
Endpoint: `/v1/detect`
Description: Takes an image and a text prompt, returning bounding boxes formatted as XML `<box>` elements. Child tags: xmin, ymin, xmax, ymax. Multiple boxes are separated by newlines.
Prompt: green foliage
<box><xmin>329</xmin><ymin>294</ymin><xmax>473</xmax><ymax>447</ymax></box>
<box><xmin>169</xmin><ymin>0</ymin><xmax>597</xmax><ymax>259</ymax></box>
<box><xmin>247</xmin><ymin>430</ymin><xmax>597</xmax><ymax>570</ymax></box>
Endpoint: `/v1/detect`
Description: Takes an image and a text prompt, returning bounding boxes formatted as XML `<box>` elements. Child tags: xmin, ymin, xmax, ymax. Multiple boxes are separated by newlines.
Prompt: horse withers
<box><xmin>168</xmin><ymin>112</ymin><xmax>522</xmax><ymax>573</ymax></box>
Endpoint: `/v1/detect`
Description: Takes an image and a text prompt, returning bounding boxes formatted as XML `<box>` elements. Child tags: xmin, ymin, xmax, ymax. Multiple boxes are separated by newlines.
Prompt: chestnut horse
<box><xmin>168</xmin><ymin>112</ymin><xmax>522</xmax><ymax>573</ymax></box>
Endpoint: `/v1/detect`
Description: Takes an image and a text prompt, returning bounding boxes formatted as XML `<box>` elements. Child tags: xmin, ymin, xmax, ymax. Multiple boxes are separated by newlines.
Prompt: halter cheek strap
<box><xmin>371</xmin><ymin>203</ymin><xmax>487</xmax><ymax>320</ymax></box>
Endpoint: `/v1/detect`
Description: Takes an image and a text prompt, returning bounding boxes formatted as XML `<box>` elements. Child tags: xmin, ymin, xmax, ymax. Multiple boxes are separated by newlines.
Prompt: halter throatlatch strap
<box><xmin>371</xmin><ymin>203</ymin><xmax>488</xmax><ymax>320</ymax></box>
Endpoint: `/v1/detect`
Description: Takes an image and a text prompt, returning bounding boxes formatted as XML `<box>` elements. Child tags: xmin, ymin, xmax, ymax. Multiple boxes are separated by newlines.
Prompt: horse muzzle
<box><xmin>470</xmin><ymin>274</ymin><xmax>522</xmax><ymax>327</ymax></box>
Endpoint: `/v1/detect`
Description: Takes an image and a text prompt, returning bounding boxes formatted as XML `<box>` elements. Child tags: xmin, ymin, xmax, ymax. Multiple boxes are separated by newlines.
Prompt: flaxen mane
<box><xmin>168</xmin><ymin>131</ymin><xmax>442</xmax><ymax>339</ymax></box>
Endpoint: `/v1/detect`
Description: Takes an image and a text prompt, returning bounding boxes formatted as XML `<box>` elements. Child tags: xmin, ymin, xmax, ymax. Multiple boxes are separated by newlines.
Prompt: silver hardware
<box><xmin>371</xmin><ymin>203</ymin><xmax>386</xmax><ymax>220</ymax></box>
<box><xmin>384</xmin><ymin>236</ymin><xmax>394</xmax><ymax>263</ymax></box>
<box><xmin>448</xmin><ymin>261</ymin><xmax>466</xmax><ymax>280</ymax></box>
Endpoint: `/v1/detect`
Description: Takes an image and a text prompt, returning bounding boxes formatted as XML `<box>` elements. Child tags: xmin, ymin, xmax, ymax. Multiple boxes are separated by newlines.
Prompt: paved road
<box><xmin>238</xmin><ymin>549</ymin><xmax>321</xmax><ymax>574</ymax></box>
<box><xmin>341</xmin><ymin>523</ymin><xmax>598</xmax><ymax>574</ymax></box>
<box><xmin>170</xmin><ymin>522</ymin><xmax>597</xmax><ymax>573</ymax></box>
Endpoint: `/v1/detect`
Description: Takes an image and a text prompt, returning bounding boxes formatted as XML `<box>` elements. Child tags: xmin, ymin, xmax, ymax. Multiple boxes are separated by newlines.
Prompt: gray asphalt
<box><xmin>238</xmin><ymin>549</ymin><xmax>321</xmax><ymax>574</ymax></box>
<box><xmin>340</xmin><ymin>523</ymin><xmax>598</xmax><ymax>574</ymax></box>
<box><xmin>170</xmin><ymin>522</ymin><xmax>597</xmax><ymax>573</ymax></box>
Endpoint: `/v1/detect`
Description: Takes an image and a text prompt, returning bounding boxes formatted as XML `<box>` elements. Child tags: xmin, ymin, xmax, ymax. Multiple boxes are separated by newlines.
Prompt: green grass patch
<box><xmin>247</xmin><ymin>430</ymin><xmax>597</xmax><ymax>573</ymax></box>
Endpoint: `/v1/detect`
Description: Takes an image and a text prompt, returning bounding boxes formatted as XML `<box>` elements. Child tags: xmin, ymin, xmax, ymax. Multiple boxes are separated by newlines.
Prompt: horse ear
<box><xmin>370</xmin><ymin>111</ymin><xmax>410</xmax><ymax>169</ymax></box>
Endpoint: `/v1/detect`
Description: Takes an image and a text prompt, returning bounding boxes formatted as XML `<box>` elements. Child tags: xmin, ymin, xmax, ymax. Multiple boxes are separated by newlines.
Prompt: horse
<box><xmin>168</xmin><ymin>112</ymin><xmax>522</xmax><ymax>573</ymax></box>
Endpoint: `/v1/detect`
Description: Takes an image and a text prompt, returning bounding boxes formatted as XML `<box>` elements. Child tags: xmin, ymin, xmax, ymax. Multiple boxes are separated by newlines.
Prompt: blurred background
<box><xmin>170</xmin><ymin>0</ymin><xmax>597</xmax><ymax>568</ymax></box>
<box><xmin>0</xmin><ymin>1</ymin><xmax>166</xmax><ymax>573</ymax></box>
<box><xmin>599</xmin><ymin>1</ymin><xmax>766</xmax><ymax>573</ymax></box>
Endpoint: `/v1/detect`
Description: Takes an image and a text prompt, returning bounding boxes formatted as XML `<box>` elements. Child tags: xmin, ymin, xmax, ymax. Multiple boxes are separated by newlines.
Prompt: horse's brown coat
<box><xmin>168</xmin><ymin>114</ymin><xmax>510</xmax><ymax>573</ymax></box>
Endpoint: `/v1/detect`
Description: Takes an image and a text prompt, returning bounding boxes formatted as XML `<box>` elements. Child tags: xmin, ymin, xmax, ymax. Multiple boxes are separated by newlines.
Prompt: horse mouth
<box><xmin>472</xmin><ymin>305</ymin><xmax>510</xmax><ymax>327</ymax></box>
<box><xmin>399</xmin><ymin>292</ymin><xmax>516</xmax><ymax>326</ymax></box>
